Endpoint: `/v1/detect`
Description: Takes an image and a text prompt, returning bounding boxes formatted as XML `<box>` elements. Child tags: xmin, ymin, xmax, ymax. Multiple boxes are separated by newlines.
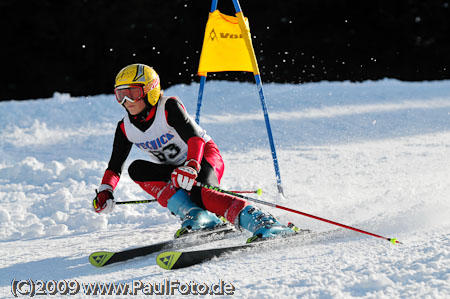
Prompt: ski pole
<box><xmin>116</xmin><ymin>199</ymin><xmax>157</xmax><ymax>205</ymax></box>
<box><xmin>196</xmin><ymin>182</ymin><xmax>401</xmax><ymax>245</ymax></box>
<box><xmin>114</xmin><ymin>188</ymin><xmax>261</xmax><ymax>205</ymax></box>
<box><xmin>229</xmin><ymin>188</ymin><xmax>263</xmax><ymax>195</ymax></box>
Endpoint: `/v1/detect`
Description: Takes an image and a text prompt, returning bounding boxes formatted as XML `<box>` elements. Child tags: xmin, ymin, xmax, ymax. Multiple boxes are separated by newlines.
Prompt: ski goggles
<box><xmin>114</xmin><ymin>84</ymin><xmax>147</xmax><ymax>104</ymax></box>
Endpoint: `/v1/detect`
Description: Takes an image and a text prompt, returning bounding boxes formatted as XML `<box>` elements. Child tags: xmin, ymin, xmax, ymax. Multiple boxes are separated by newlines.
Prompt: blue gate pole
<box><xmin>210</xmin><ymin>0</ymin><xmax>218</xmax><ymax>11</ymax></box>
<box><xmin>254</xmin><ymin>74</ymin><xmax>284</xmax><ymax>196</ymax></box>
<box><xmin>195</xmin><ymin>75</ymin><xmax>207</xmax><ymax>124</ymax></box>
<box><xmin>232</xmin><ymin>0</ymin><xmax>285</xmax><ymax>196</ymax></box>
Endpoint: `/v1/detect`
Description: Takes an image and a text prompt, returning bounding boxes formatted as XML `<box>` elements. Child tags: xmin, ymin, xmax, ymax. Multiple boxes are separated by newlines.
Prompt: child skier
<box><xmin>93</xmin><ymin>63</ymin><xmax>296</xmax><ymax>241</ymax></box>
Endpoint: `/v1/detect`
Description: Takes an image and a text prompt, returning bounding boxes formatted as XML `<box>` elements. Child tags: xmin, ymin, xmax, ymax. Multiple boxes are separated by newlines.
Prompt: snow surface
<box><xmin>1</xmin><ymin>79</ymin><xmax>450</xmax><ymax>298</ymax></box>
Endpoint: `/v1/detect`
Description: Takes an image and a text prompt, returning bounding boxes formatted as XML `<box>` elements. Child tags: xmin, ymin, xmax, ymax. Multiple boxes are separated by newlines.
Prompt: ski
<box><xmin>89</xmin><ymin>226</ymin><xmax>236</xmax><ymax>267</ymax></box>
<box><xmin>156</xmin><ymin>230</ymin><xmax>312</xmax><ymax>270</ymax></box>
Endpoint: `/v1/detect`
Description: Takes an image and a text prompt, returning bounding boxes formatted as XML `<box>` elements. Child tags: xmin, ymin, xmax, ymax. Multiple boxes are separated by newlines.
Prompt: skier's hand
<box><xmin>171</xmin><ymin>159</ymin><xmax>200</xmax><ymax>191</ymax></box>
<box><xmin>93</xmin><ymin>187</ymin><xmax>115</xmax><ymax>213</ymax></box>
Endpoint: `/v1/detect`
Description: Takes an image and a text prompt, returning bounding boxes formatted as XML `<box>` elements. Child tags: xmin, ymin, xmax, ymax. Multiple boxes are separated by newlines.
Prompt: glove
<box><xmin>93</xmin><ymin>185</ymin><xmax>115</xmax><ymax>213</ymax></box>
<box><xmin>171</xmin><ymin>159</ymin><xmax>200</xmax><ymax>191</ymax></box>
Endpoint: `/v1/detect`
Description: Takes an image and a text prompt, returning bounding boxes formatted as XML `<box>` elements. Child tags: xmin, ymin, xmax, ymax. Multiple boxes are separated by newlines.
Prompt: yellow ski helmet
<box><xmin>114</xmin><ymin>63</ymin><xmax>161</xmax><ymax>106</ymax></box>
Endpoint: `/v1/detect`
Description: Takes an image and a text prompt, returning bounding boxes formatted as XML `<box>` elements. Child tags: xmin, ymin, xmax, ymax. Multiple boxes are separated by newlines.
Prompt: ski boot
<box><xmin>167</xmin><ymin>189</ymin><xmax>225</xmax><ymax>238</ymax></box>
<box><xmin>238</xmin><ymin>205</ymin><xmax>297</xmax><ymax>243</ymax></box>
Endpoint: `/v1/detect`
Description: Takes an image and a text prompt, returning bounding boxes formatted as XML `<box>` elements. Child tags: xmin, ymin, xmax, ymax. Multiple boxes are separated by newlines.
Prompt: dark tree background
<box><xmin>2</xmin><ymin>0</ymin><xmax>450</xmax><ymax>101</ymax></box>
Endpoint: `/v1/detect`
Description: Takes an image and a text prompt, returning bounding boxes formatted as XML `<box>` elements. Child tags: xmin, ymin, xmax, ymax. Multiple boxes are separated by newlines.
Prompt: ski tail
<box><xmin>156</xmin><ymin>251</ymin><xmax>183</xmax><ymax>270</ymax></box>
<box><xmin>89</xmin><ymin>251</ymin><xmax>116</xmax><ymax>267</ymax></box>
<box><xmin>156</xmin><ymin>244</ymin><xmax>251</xmax><ymax>270</ymax></box>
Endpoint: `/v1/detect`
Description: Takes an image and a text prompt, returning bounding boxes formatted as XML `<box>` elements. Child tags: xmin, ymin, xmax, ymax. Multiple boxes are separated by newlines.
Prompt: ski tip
<box><xmin>89</xmin><ymin>251</ymin><xmax>115</xmax><ymax>267</ymax></box>
<box><xmin>156</xmin><ymin>251</ymin><xmax>182</xmax><ymax>270</ymax></box>
<box><xmin>256</xmin><ymin>188</ymin><xmax>263</xmax><ymax>196</ymax></box>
